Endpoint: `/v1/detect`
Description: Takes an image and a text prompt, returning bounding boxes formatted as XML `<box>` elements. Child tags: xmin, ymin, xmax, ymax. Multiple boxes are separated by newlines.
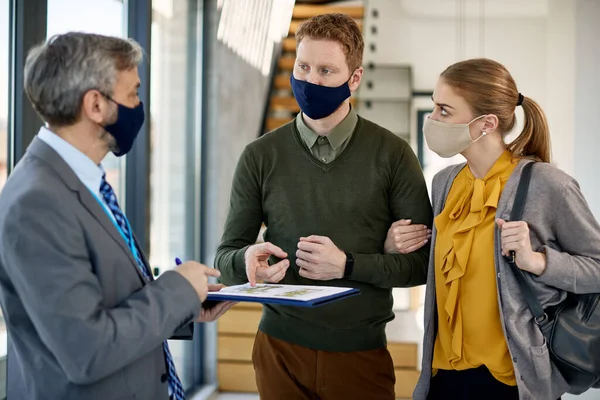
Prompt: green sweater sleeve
<box><xmin>350</xmin><ymin>143</ymin><xmax>433</xmax><ymax>288</ymax></box>
<box><xmin>214</xmin><ymin>147</ymin><xmax>263</xmax><ymax>286</ymax></box>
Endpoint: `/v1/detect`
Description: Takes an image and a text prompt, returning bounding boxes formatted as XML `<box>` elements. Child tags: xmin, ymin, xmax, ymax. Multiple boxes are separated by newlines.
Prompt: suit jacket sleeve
<box><xmin>170</xmin><ymin>324</ymin><xmax>194</xmax><ymax>340</ymax></box>
<box><xmin>0</xmin><ymin>188</ymin><xmax>202</xmax><ymax>385</ymax></box>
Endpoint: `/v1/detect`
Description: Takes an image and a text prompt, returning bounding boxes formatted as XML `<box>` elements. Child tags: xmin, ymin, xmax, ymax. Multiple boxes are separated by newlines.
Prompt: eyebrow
<box><xmin>431</xmin><ymin>96</ymin><xmax>455</xmax><ymax>110</ymax></box>
<box><xmin>296</xmin><ymin>60</ymin><xmax>337</xmax><ymax>70</ymax></box>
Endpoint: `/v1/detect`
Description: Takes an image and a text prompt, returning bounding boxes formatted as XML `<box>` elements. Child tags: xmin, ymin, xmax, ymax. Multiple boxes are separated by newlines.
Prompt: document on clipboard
<box><xmin>206</xmin><ymin>283</ymin><xmax>360</xmax><ymax>308</ymax></box>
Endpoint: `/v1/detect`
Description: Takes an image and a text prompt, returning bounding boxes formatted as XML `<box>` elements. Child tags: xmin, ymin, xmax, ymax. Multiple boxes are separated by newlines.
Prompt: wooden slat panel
<box><xmin>395</xmin><ymin>369</ymin><xmax>420</xmax><ymax>399</ymax></box>
<box><xmin>218</xmin><ymin>335</ymin><xmax>254</xmax><ymax>362</ymax></box>
<box><xmin>233</xmin><ymin>302</ymin><xmax>262</xmax><ymax>311</ymax></box>
<box><xmin>292</xmin><ymin>5</ymin><xmax>364</xmax><ymax>19</ymax></box>
<box><xmin>289</xmin><ymin>19</ymin><xmax>363</xmax><ymax>35</ymax></box>
<box><xmin>218</xmin><ymin>362</ymin><xmax>257</xmax><ymax>393</ymax></box>
<box><xmin>266</xmin><ymin>117</ymin><xmax>294</xmax><ymax>132</ymax></box>
<box><xmin>409</xmin><ymin>286</ymin><xmax>423</xmax><ymax>311</ymax></box>
<box><xmin>274</xmin><ymin>74</ymin><xmax>291</xmax><ymax>90</ymax></box>
<box><xmin>217</xmin><ymin>309</ymin><xmax>261</xmax><ymax>335</ymax></box>
<box><xmin>283</xmin><ymin>37</ymin><xmax>296</xmax><ymax>52</ymax></box>
<box><xmin>388</xmin><ymin>342</ymin><xmax>418</xmax><ymax>368</ymax></box>
<box><xmin>278</xmin><ymin>56</ymin><xmax>295</xmax><ymax>71</ymax></box>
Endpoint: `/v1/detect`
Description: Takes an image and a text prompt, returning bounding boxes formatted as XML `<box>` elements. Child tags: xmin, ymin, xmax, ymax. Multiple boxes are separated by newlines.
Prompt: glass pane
<box><xmin>150</xmin><ymin>0</ymin><xmax>200</xmax><ymax>391</ymax></box>
<box><xmin>0</xmin><ymin>0</ymin><xmax>9</xmax><ymax>366</ymax></box>
<box><xmin>46</xmin><ymin>0</ymin><xmax>126</xmax><ymax>202</ymax></box>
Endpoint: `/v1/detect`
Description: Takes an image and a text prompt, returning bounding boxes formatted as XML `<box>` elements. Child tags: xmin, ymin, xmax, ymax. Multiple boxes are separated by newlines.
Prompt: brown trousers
<box><xmin>252</xmin><ymin>331</ymin><xmax>396</xmax><ymax>400</ymax></box>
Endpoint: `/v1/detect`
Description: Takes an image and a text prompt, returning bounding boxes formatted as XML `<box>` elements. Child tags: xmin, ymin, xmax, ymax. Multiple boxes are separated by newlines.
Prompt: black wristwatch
<box><xmin>343</xmin><ymin>252</ymin><xmax>354</xmax><ymax>279</ymax></box>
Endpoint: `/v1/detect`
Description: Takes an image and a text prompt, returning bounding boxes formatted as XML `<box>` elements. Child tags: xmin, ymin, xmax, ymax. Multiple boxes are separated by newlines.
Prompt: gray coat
<box><xmin>0</xmin><ymin>138</ymin><xmax>200</xmax><ymax>400</ymax></box>
<box><xmin>413</xmin><ymin>159</ymin><xmax>600</xmax><ymax>400</ymax></box>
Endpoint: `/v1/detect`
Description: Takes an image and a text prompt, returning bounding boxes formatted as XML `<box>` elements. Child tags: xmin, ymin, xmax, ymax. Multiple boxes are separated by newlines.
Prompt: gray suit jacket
<box><xmin>0</xmin><ymin>137</ymin><xmax>201</xmax><ymax>400</ymax></box>
<box><xmin>414</xmin><ymin>159</ymin><xmax>600</xmax><ymax>399</ymax></box>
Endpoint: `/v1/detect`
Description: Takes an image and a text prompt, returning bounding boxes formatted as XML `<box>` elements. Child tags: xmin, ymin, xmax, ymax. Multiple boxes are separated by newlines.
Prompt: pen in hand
<box><xmin>175</xmin><ymin>256</ymin><xmax>226</xmax><ymax>296</ymax></box>
<box><xmin>173</xmin><ymin>258</ymin><xmax>234</xmax><ymax>318</ymax></box>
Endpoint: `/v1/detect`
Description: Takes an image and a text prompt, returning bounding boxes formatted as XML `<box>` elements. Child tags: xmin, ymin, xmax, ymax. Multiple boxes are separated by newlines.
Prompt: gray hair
<box><xmin>24</xmin><ymin>32</ymin><xmax>143</xmax><ymax>127</ymax></box>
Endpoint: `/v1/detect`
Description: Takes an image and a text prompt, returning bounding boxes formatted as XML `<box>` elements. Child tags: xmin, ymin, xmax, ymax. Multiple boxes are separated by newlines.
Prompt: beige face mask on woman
<box><xmin>423</xmin><ymin>115</ymin><xmax>487</xmax><ymax>158</ymax></box>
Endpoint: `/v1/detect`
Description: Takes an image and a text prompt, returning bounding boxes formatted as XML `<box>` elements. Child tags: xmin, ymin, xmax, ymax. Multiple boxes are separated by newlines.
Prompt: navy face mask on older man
<box><xmin>102</xmin><ymin>95</ymin><xmax>145</xmax><ymax>157</ymax></box>
<box><xmin>290</xmin><ymin>74</ymin><xmax>352</xmax><ymax>120</ymax></box>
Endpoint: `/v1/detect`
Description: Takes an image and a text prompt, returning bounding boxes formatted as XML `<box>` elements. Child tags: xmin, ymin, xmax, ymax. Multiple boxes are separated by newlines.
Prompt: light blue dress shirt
<box><xmin>37</xmin><ymin>127</ymin><xmax>116</xmax><ymax>223</ymax></box>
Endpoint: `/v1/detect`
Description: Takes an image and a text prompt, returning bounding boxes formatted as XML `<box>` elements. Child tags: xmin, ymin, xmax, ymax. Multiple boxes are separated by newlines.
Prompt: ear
<box><xmin>81</xmin><ymin>89</ymin><xmax>110</xmax><ymax>125</ymax></box>
<box><xmin>348</xmin><ymin>66</ymin><xmax>363</xmax><ymax>92</ymax></box>
<box><xmin>481</xmin><ymin>114</ymin><xmax>499</xmax><ymax>134</ymax></box>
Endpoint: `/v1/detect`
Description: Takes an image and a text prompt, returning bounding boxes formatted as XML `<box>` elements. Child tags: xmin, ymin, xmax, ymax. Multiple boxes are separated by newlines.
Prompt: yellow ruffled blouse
<box><xmin>432</xmin><ymin>151</ymin><xmax>517</xmax><ymax>386</ymax></box>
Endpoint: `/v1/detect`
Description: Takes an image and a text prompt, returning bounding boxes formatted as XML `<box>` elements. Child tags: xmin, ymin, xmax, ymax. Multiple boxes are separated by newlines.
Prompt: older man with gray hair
<box><xmin>0</xmin><ymin>32</ymin><xmax>231</xmax><ymax>400</ymax></box>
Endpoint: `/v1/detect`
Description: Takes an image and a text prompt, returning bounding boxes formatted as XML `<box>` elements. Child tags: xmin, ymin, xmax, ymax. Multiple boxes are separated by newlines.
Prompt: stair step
<box><xmin>274</xmin><ymin>74</ymin><xmax>291</xmax><ymax>90</ymax></box>
<box><xmin>292</xmin><ymin>5</ymin><xmax>364</xmax><ymax>19</ymax></box>
<box><xmin>388</xmin><ymin>342</ymin><xmax>418</xmax><ymax>368</ymax></box>
<box><xmin>278</xmin><ymin>57</ymin><xmax>295</xmax><ymax>71</ymax></box>
<box><xmin>266</xmin><ymin>117</ymin><xmax>294</xmax><ymax>132</ymax></box>
<box><xmin>270</xmin><ymin>96</ymin><xmax>300</xmax><ymax>113</ymax></box>
<box><xmin>282</xmin><ymin>37</ymin><xmax>296</xmax><ymax>52</ymax></box>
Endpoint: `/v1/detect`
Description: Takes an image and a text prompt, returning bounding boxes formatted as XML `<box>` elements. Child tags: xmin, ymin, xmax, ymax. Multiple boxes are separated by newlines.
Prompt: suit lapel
<box><xmin>27</xmin><ymin>136</ymin><xmax>148</xmax><ymax>284</ymax></box>
<box><xmin>78</xmin><ymin>189</ymin><xmax>148</xmax><ymax>283</ymax></box>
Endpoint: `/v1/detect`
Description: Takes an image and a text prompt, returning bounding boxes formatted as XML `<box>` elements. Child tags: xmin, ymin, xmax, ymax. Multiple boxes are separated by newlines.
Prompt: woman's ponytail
<box><xmin>508</xmin><ymin>96</ymin><xmax>552</xmax><ymax>163</ymax></box>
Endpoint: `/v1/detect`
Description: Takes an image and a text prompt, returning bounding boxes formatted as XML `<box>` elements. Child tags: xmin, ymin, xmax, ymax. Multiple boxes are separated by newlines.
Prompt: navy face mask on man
<box><xmin>290</xmin><ymin>74</ymin><xmax>352</xmax><ymax>120</ymax></box>
<box><xmin>102</xmin><ymin>96</ymin><xmax>145</xmax><ymax>157</ymax></box>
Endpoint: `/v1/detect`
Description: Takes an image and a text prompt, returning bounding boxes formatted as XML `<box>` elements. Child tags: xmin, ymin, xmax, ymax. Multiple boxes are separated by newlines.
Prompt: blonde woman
<box><xmin>386</xmin><ymin>58</ymin><xmax>599</xmax><ymax>399</ymax></box>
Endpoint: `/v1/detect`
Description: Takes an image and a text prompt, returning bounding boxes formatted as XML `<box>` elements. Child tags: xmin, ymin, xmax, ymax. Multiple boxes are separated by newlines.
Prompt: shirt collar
<box><xmin>37</xmin><ymin>126</ymin><xmax>105</xmax><ymax>196</ymax></box>
<box><xmin>296</xmin><ymin>106</ymin><xmax>358</xmax><ymax>150</ymax></box>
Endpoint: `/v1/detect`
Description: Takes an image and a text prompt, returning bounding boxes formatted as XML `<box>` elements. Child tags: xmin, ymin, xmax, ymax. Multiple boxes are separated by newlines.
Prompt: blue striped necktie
<box><xmin>99</xmin><ymin>175</ymin><xmax>185</xmax><ymax>400</ymax></box>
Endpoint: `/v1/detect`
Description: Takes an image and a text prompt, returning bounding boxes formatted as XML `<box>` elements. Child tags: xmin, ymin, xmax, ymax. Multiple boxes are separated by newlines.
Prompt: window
<box><xmin>46</xmin><ymin>0</ymin><xmax>127</xmax><ymax>202</ymax></box>
<box><xmin>149</xmin><ymin>0</ymin><xmax>202</xmax><ymax>390</ymax></box>
<box><xmin>0</xmin><ymin>0</ymin><xmax>9</xmax><ymax>357</ymax></box>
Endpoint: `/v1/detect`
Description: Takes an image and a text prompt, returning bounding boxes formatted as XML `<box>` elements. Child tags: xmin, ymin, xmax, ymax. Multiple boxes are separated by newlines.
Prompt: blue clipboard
<box><xmin>206</xmin><ymin>287</ymin><xmax>360</xmax><ymax>308</ymax></box>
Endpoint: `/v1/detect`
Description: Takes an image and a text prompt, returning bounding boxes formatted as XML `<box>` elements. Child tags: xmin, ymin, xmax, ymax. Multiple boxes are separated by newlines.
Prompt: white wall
<box><xmin>574</xmin><ymin>0</ymin><xmax>600</xmax><ymax>220</ymax></box>
<box><xmin>564</xmin><ymin>2</ymin><xmax>600</xmax><ymax>398</ymax></box>
<box><xmin>362</xmin><ymin>0</ymin><xmax>578</xmax><ymax>173</ymax></box>
<box><xmin>546</xmin><ymin>0</ymin><xmax>576</xmax><ymax>175</ymax></box>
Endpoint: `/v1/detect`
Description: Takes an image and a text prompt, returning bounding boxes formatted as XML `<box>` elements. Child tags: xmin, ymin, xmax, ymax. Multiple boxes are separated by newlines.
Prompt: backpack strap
<box><xmin>503</xmin><ymin>162</ymin><xmax>548</xmax><ymax>325</ymax></box>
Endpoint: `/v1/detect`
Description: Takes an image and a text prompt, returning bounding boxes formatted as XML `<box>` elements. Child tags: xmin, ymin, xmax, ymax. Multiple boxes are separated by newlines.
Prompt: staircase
<box><xmin>262</xmin><ymin>3</ymin><xmax>365</xmax><ymax>134</ymax></box>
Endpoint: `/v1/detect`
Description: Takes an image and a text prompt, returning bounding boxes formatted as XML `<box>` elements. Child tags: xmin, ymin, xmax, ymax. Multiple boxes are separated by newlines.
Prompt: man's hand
<box><xmin>174</xmin><ymin>261</ymin><xmax>221</xmax><ymax>302</ymax></box>
<box><xmin>245</xmin><ymin>242</ymin><xmax>290</xmax><ymax>286</ymax></box>
<box><xmin>496</xmin><ymin>218</ymin><xmax>547</xmax><ymax>275</ymax></box>
<box><xmin>384</xmin><ymin>219</ymin><xmax>431</xmax><ymax>254</ymax></box>
<box><xmin>296</xmin><ymin>235</ymin><xmax>346</xmax><ymax>280</ymax></box>
<box><xmin>196</xmin><ymin>284</ymin><xmax>236</xmax><ymax>323</ymax></box>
